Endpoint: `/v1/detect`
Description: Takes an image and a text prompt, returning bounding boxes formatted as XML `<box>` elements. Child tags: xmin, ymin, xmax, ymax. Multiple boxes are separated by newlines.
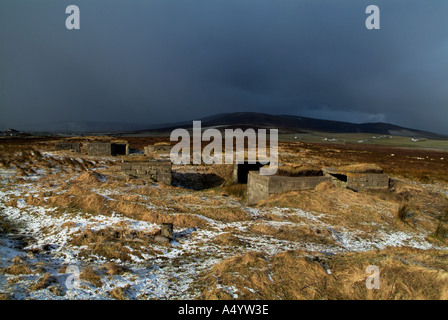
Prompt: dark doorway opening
<box><xmin>112</xmin><ymin>144</ymin><xmax>127</xmax><ymax>156</ymax></box>
<box><xmin>329</xmin><ymin>173</ymin><xmax>347</xmax><ymax>182</ymax></box>
<box><xmin>236</xmin><ymin>162</ymin><xmax>268</xmax><ymax>183</ymax></box>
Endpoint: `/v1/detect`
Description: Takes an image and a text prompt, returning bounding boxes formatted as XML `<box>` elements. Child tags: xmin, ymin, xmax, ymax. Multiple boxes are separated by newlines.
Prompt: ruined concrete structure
<box><xmin>85</xmin><ymin>142</ymin><xmax>129</xmax><ymax>156</ymax></box>
<box><xmin>55</xmin><ymin>141</ymin><xmax>129</xmax><ymax>156</ymax></box>
<box><xmin>232</xmin><ymin>160</ymin><xmax>269</xmax><ymax>184</ymax></box>
<box><xmin>120</xmin><ymin>160</ymin><xmax>172</xmax><ymax>185</ymax></box>
<box><xmin>144</xmin><ymin>144</ymin><xmax>171</xmax><ymax>155</ymax></box>
<box><xmin>247</xmin><ymin>171</ymin><xmax>330</xmax><ymax>205</ymax></box>
<box><xmin>324</xmin><ymin>167</ymin><xmax>389</xmax><ymax>191</ymax></box>
<box><xmin>347</xmin><ymin>173</ymin><xmax>389</xmax><ymax>191</ymax></box>
<box><xmin>55</xmin><ymin>142</ymin><xmax>81</xmax><ymax>153</ymax></box>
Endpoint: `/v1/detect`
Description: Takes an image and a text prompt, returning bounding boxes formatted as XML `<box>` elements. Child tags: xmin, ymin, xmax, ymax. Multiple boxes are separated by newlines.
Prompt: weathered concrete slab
<box><xmin>323</xmin><ymin>167</ymin><xmax>389</xmax><ymax>191</ymax></box>
<box><xmin>347</xmin><ymin>173</ymin><xmax>389</xmax><ymax>191</ymax></box>
<box><xmin>55</xmin><ymin>142</ymin><xmax>81</xmax><ymax>153</ymax></box>
<box><xmin>120</xmin><ymin>160</ymin><xmax>172</xmax><ymax>185</ymax></box>
<box><xmin>86</xmin><ymin>142</ymin><xmax>129</xmax><ymax>156</ymax></box>
<box><xmin>247</xmin><ymin>171</ymin><xmax>330</xmax><ymax>205</ymax></box>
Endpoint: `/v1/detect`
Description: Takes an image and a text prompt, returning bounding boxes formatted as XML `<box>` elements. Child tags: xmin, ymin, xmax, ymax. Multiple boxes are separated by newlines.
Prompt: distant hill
<box><xmin>144</xmin><ymin>112</ymin><xmax>448</xmax><ymax>140</ymax></box>
<box><xmin>19</xmin><ymin>112</ymin><xmax>447</xmax><ymax>139</ymax></box>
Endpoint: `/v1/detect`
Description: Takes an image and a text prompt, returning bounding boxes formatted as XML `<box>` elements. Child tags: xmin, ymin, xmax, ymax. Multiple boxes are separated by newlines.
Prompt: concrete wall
<box><xmin>323</xmin><ymin>168</ymin><xmax>389</xmax><ymax>192</ymax></box>
<box><xmin>86</xmin><ymin>143</ymin><xmax>112</xmax><ymax>156</ymax></box>
<box><xmin>86</xmin><ymin>142</ymin><xmax>129</xmax><ymax>156</ymax></box>
<box><xmin>247</xmin><ymin>172</ymin><xmax>271</xmax><ymax>205</ymax></box>
<box><xmin>120</xmin><ymin>161</ymin><xmax>172</xmax><ymax>185</ymax></box>
<box><xmin>347</xmin><ymin>173</ymin><xmax>389</xmax><ymax>191</ymax></box>
<box><xmin>247</xmin><ymin>171</ymin><xmax>330</xmax><ymax>205</ymax></box>
<box><xmin>55</xmin><ymin>142</ymin><xmax>81</xmax><ymax>153</ymax></box>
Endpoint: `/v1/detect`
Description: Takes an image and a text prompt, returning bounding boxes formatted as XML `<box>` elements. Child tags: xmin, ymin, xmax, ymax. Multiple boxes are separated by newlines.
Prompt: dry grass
<box><xmin>80</xmin><ymin>267</ymin><xmax>103</xmax><ymax>288</ymax></box>
<box><xmin>30</xmin><ymin>273</ymin><xmax>56</xmax><ymax>291</ymax></box>
<box><xmin>24</xmin><ymin>182</ymin><xmax>208</xmax><ymax>229</ymax></box>
<box><xmin>338</xmin><ymin>163</ymin><xmax>384</xmax><ymax>174</ymax></box>
<box><xmin>258</xmin><ymin>188</ymin><xmax>389</xmax><ymax>231</ymax></box>
<box><xmin>0</xmin><ymin>293</ymin><xmax>12</xmax><ymax>300</ymax></box>
<box><xmin>194</xmin><ymin>206</ymin><xmax>251</xmax><ymax>222</ymax></box>
<box><xmin>103</xmin><ymin>262</ymin><xmax>129</xmax><ymax>276</ymax></box>
<box><xmin>0</xmin><ymin>144</ymin><xmax>96</xmax><ymax>175</ymax></box>
<box><xmin>195</xmin><ymin>247</ymin><xmax>448</xmax><ymax>300</ymax></box>
<box><xmin>70</xmin><ymin>228</ymin><xmax>138</xmax><ymax>262</ymax></box>
<box><xmin>2</xmin><ymin>263</ymin><xmax>32</xmax><ymax>275</ymax></box>
<box><xmin>276</xmin><ymin>165</ymin><xmax>323</xmax><ymax>177</ymax></box>
<box><xmin>111</xmin><ymin>200</ymin><xmax>207</xmax><ymax>228</ymax></box>
<box><xmin>326</xmin><ymin>247</ymin><xmax>448</xmax><ymax>299</ymax></box>
<box><xmin>109</xmin><ymin>285</ymin><xmax>130</xmax><ymax>300</ymax></box>
<box><xmin>221</xmin><ymin>183</ymin><xmax>247</xmax><ymax>201</ymax></box>
<box><xmin>212</xmin><ymin>233</ymin><xmax>246</xmax><ymax>247</ymax></box>
<box><xmin>433</xmin><ymin>223</ymin><xmax>448</xmax><ymax>239</ymax></box>
<box><xmin>26</xmin><ymin>191</ymin><xmax>109</xmax><ymax>216</ymax></box>
<box><xmin>72</xmin><ymin>171</ymin><xmax>105</xmax><ymax>185</ymax></box>
<box><xmin>153</xmin><ymin>142</ymin><xmax>170</xmax><ymax>146</ymax></box>
<box><xmin>257</xmin><ymin>178</ymin><xmax>448</xmax><ymax>237</ymax></box>
<box><xmin>248</xmin><ymin>223</ymin><xmax>335</xmax><ymax>245</ymax></box>
<box><xmin>397</xmin><ymin>204</ymin><xmax>410</xmax><ymax>222</ymax></box>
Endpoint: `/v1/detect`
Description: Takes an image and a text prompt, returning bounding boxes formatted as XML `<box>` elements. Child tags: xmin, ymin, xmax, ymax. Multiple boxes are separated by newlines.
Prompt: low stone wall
<box><xmin>347</xmin><ymin>173</ymin><xmax>389</xmax><ymax>191</ymax></box>
<box><xmin>55</xmin><ymin>142</ymin><xmax>81</xmax><ymax>153</ymax></box>
<box><xmin>120</xmin><ymin>161</ymin><xmax>172</xmax><ymax>185</ymax></box>
<box><xmin>247</xmin><ymin>171</ymin><xmax>330</xmax><ymax>205</ymax></box>
<box><xmin>144</xmin><ymin>145</ymin><xmax>171</xmax><ymax>155</ymax></box>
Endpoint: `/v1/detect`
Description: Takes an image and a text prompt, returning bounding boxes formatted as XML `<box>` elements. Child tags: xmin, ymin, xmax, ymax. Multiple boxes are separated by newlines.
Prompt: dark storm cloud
<box><xmin>0</xmin><ymin>0</ymin><xmax>447</xmax><ymax>133</ymax></box>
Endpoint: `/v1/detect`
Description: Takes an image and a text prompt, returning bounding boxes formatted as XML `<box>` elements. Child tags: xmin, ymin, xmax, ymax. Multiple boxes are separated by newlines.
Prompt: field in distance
<box><xmin>280</xmin><ymin>131</ymin><xmax>448</xmax><ymax>151</ymax></box>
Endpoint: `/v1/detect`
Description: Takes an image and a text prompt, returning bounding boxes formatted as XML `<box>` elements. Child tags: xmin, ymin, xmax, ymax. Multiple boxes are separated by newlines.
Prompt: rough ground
<box><xmin>0</xmin><ymin>138</ymin><xmax>447</xmax><ymax>300</ymax></box>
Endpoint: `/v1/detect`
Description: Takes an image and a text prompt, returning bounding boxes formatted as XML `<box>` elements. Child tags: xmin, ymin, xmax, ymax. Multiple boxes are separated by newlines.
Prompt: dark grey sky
<box><xmin>1</xmin><ymin>0</ymin><xmax>447</xmax><ymax>133</ymax></box>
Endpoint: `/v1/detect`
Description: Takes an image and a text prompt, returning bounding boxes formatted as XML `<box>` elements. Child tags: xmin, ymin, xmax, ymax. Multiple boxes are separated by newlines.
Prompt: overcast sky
<box><xmin>1</xmin><ymin>0</ymin><xmax>447</xmax><ymax>133</ymax></box>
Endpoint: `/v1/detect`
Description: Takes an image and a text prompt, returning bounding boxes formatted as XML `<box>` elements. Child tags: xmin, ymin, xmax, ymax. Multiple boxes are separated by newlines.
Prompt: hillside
<box><xmin>146</xmin><ymin>112</ymin><xmax>448</xmax><ymax>139</ymax></box>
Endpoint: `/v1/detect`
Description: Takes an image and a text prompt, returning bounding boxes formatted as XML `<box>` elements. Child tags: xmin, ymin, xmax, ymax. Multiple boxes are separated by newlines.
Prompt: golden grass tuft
<box><xmin>73</xmin><ymin>171</ymin><xmax>105</xmax><ymax>185</ymax></box>
<box><xmin>276</xmin><ymin>165</ymin><xmax>323</xmax><ymax>177</ymax></box>
<box><xmin>338</xmin><ymin>163</ymin><xmax>383</xmax><ymax>174</ymax></box>
<box><xmin>194</xmin><ymin>206</ymin><xmax>251</xmax><ymax>222</ymax></box>
<box><xmin>103</xmin><ymin>262</ymin><xmax>129</xmax><ymax>276</ymax></box>
<box><xmin>315</xmin><ymin>180</ymin><xmax>335</xmax><ymax>191</ymax></box>
<box><xmin>221</xmin><ymin>183</ymin><xmax>247</xmax><ymax>200</ymax></box>
<box><xmin>109</xmin><ymin>285</ymin><xmax>130</xmax><ymax>300</ymax></box>
<box><xmin>248</xmin><ymin>223</ymin><xmax>335</xmax><ymax>245</ymax></box>
<box><xmin>212</xmin><ymin>233</ymin><xmax>245</xmax><ymax>247</ymax></box>
<box><xmin>397</xmin><ymin>204</ymin><xmax>410</xmax><ymax>222</ymax></box>
<box><xmin>30</xmin><ymin>273</ymin><xmax>56</xmax><ymax>291</ymax></box>
<box><xmin>2</xmin><ymin>263</ymin><xmax>32</xmax><ymax>275</ymax></box>
<box><xmin>80</xmin><ymin>267</ymin><xmax>103</xmax><ymax>287</ymax></box>
<box><xmin>0</xmin><ymin>293</ymin><xmax>12</xmax><ymax>300</ymax></box>
<box><xmin>71</xmin><ymin>228</ymin><xmax>133</xmax><ymax>261</ymax></box>
<box><xmin>153</xmin><ymin>142</ymin><xmax>170</xmax><ymax>146</ymax></box>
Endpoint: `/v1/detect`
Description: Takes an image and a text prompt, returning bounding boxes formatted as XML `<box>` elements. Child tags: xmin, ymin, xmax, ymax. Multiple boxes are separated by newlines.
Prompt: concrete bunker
<box><xmin>323</xmin><ymin>164</ymin><xmax>389</xmax><ymax>192</ymax></box>
<box><xmin>120</xmin><ymin>160</ymin><xmax>172</xmax><ymax>185</ymax></box>
<box><xmin>247</xmin><ymin>168</ymin><xmax>331</xmax><ymax>205</ymax></box>
<box><xmin>86</xmin><ymin>141</ymin><xmax>129</xmax><ymax>156</ymax></box>
<box><xmin>55</xmin><ymin>142</ymin><xmax>81</xmax><ymax>153</ymax></box>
